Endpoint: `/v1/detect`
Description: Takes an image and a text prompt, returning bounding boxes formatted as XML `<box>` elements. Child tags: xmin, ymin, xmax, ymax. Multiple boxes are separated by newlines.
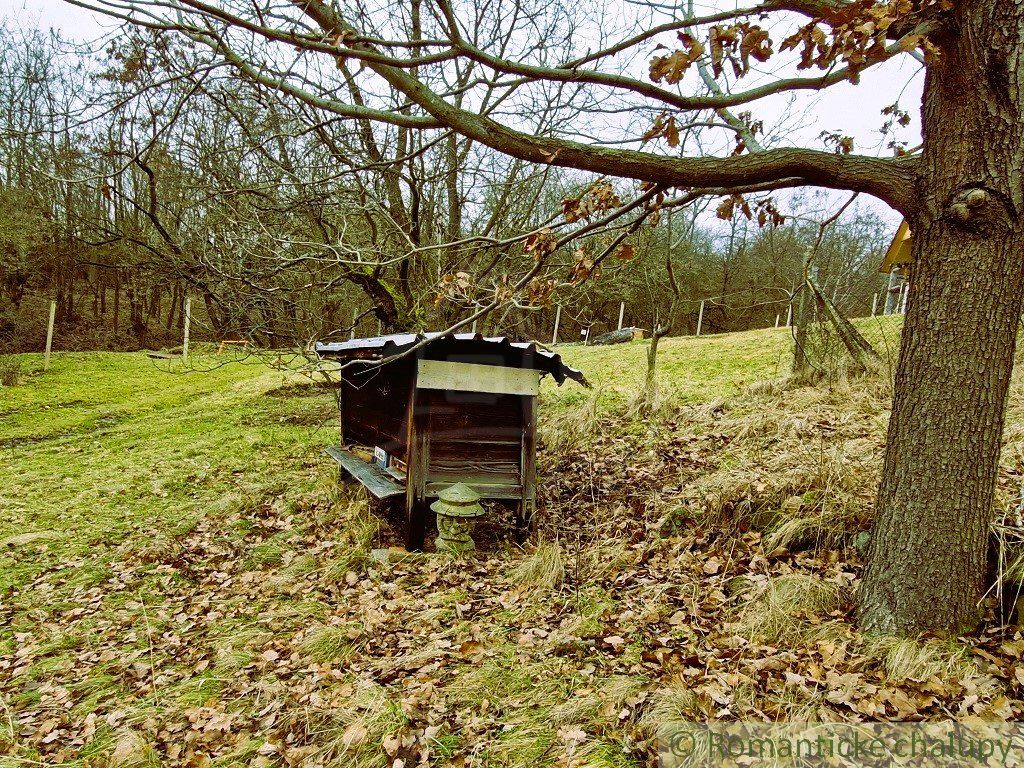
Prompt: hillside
<box><xmin>4</xmin><ymin>321</ymin><xmax>1024</xmax><ymax>767</ymax></box>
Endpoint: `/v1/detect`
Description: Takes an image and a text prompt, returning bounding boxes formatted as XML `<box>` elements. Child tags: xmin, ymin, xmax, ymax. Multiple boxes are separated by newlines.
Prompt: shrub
<box><xmin>0</xmin><ymin>355</ymin><xmax>22</xmax><ymax>386</ymax></box>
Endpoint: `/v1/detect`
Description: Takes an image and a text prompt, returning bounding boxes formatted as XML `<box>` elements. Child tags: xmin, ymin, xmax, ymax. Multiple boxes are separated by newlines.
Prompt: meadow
<box><xmin>3</xmin><ymin>319</ymin><xmax>1024</xmax><ymax>767</ymax></box>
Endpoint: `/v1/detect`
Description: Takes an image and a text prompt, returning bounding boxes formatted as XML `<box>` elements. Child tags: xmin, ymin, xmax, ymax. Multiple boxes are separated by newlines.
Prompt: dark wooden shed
<box><xmin>315</xmin><ymin>332</ymin><xmax>586</xmax><ymax>550</ymax></box>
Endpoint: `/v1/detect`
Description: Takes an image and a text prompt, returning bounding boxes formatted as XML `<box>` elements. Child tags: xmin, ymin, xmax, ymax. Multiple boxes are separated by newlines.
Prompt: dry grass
<box><xmin>642</xmin><ymin>674</ymin><xmax>701</xmax><ymax>730</ymax></box>
<box><xmin>688</xmin><ymin>382</ymin><xmax>885</xmax><ymax>551</ymax></box>
<box><xmin>734</xmin><ymin>574</ymin><xmax>849</xmax><ymax>645</ymax></box>
<box><xmin>304</xmin><ymin>681</ymin><xmax>409</xmax><ymax>768</ymax></box>
<box><xmin>861</xmin><ymin>635</ymin><xmax>975</xmax><ymax>683</ymax></box>
<box><xmin>299</xmin><ymin>623</ymin><xmax>364</xmax><ymax>663</ymax></box>
<box><xmin>511</xmin><ymin>540</ymin><xmax>566</xmax><ymax>590</ymax></box>
<box><xmin>573</xmin><ymin>539</ymin><xmax>636</xmax><ymax>583</ymax></box>
<box><xmin>540</xmin><ymin>386</ymin><xmax>609</xmax><ymax>458</ymax></box>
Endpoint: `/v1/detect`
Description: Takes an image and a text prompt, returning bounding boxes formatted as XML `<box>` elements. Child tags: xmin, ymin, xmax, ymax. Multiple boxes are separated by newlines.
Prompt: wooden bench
<box><xmin>325</xmin><ymin>445</ymin><xmax>404</xmax><ymax>500</ymax></box>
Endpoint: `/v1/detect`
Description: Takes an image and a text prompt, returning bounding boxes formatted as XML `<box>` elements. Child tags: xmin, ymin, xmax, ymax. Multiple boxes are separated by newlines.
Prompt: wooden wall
<box><xmin>339</xmin><ymin>360</ymin><xmax>413</xmax><ymax>456</ymax></box>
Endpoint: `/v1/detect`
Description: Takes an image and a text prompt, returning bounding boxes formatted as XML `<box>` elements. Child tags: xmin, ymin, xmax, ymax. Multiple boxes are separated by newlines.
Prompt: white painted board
<box><xmin>416</xmin><ymin>359</ymin><xmax>540</xmax><ymax>396</ymax></box>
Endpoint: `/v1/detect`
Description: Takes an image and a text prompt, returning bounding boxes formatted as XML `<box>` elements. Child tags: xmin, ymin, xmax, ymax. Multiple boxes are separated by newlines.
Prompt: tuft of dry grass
<box><xmin>862</xmin><ymin>635</ymin><xmax>974</xmax><ymax>683</ymax></box>
<box><xmin>573</xmin><ymin>539</ymin><xmax>635</xmax><ymax>583</ymax></box>
<box><xmin>511</xmin><ymin>541</ymin><xmax>565</xmax><ymax>590</ymax></box>
<box><xmin>299</xmin><ymin>623</ymin><xmax>364</xmax><ymax>663</ymax></box>
<box><xmin>304</xmin><ymin>681</ymin><xmax>409</xmax><ymax>768</ymax></box>
<box><xmin>540</xmin><ymin>387</ymin><xmax>608</xmax><ymax>458</ymax></box>
<box><xmin>734</xmin><ymin>574</ymin><xmax>848</xmax><ymax>645</ymax></box>
<box><xmin>642</xmin><ymin>674</ymin><xmax>701</xmax><ymax>732</ymax></box>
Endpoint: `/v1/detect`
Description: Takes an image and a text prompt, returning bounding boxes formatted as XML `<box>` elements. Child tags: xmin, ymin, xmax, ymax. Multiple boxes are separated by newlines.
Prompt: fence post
<box><xmin>471</xmin><ymin>319</ymin><xmax>478</xmax><ymax>334</ymax></box>
<box><xmin>551</xmin><ymin>304</ymin><xmax>561</xmax><ymax>346</ymax></box>
<box><xmin>775</xmin><ymin>313</ymin><xmax>781</xmax><ymax>329</ymax></box>
<box><xmin>617</xmin><ymin>302</ymin><xmax>625</xmax><ymax>331</ymax></box>
<box><xmin>44</xmin><ymin>300</ymin><xmax>56</xmax><ymax>372</ymax></box>
<box><xmin>785</xmin><ymin>303</ymin><xmax>793</xmax><ymax>327</ymax></box>
<box><xmin>182</xmin><ymin>297</ymin><xmax>192</xmax><ymax>362</ymax></box>
<box><xmin>696</xmin><ymin>300</ymin><xmax>705</xmax><ymax>337</ymax></box>
<box><xmin>350</xmin><ymin>308</ymin><xmax>358</xmax><ymax>340</ymax></box>
<box><xmin>871</xmin><ymin>292</ymin><xmax>878</xmax><ymax>317</ymax></box>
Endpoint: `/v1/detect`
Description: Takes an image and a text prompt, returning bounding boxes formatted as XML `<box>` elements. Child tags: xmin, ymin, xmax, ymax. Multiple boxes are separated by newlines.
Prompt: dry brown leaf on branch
<box><xmin>649</xmin><ymin>33</ymin><xmax>705</xmax><ymax>84</ymax></box>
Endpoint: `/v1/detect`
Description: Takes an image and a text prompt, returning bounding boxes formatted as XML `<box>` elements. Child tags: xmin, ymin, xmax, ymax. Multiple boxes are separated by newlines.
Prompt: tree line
<box><xmin>0</xmin><ymin>24</ymin><xmax>892</xmax><ymax>354</ymax></box>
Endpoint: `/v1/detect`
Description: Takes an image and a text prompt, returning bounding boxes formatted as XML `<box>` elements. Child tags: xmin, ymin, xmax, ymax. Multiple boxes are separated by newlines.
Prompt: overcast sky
<box><xmin>3</xmin><ymin>0</ymin><xmax>922</xmax><ymax>228</ymax></box>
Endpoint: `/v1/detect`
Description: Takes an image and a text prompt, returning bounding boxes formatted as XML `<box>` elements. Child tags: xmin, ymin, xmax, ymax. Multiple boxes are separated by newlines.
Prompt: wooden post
<box><xmin>551</xmin><ymin>304</ymin><xmax>561</xmax><ymax>345</ymax></box>
<box><xmin>775</xmin><ymin>313</ymin><xmax>781</xmax><ymax>329</ymax></box>
<box><xmin>518</xmin><ymin>395</ymin><xmax>538</xmax><ymax>541</ymax></box>
<box><xmin>471</xmin><ymin>319</ymin><xmax>478</xmax><ymax>334</ymax></box>
<box><xmin>182</xmin><ymin>297</ymin><xmax>192</xmax><ymax>362</ymax></box>
<box><xmin>900</xmin><ymin>282</ymin><xmax>910</xmax><ymax>314</ymax></box>
<box><xmin>350</xmin><ymin>308</ymin><xmax>358</xmax><ymax>340</ymax></box>
<box><xmin>377</xmin><ymin>320</ymin><xmax>382</xmax><ymax>335</ymax></box>
<box><xmin>696</xmin><ymin>300</ymin><xmax>705</xmax><ymax>337</ymax></box>
<box><xmin>883</xmin><ymin>269</ymin><xmax>901</xmax><ymax>315</ymax></box>
<box><xmin>871</xmin><ymin>292</ymin><xmax>879</xmax><ymax>316</ymax></box>
<box><xmin>617</xmin><ymin>302</ymin><xmax>625</xmax><ymax>331</ymax></box>
<box><xmin>43</xmin><ymin>300</ymin><xmax>56</xmax><ymax>371</ymax></box>
<box><xmin>786</xmin><ymin>303</ymin><xmax>793</xmax><ymax>327</ymax></box>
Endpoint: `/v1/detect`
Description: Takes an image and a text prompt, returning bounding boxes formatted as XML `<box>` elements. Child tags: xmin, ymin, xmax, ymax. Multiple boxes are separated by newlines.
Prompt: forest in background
<box><xmin>0</xmin><ymin>24</ymin><xmax>894</xmax><ymax>355</ymax></box>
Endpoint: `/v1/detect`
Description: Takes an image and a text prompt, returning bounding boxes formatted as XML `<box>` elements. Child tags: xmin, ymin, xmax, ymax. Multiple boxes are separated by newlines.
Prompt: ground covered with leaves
<box><xmin>4</xmin><ymin>322</ymin><xmax>1024</xmax><ymax>767</ymax></box>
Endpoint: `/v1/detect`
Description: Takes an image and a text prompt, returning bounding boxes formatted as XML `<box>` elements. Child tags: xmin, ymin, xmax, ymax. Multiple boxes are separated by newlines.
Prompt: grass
<box><xmin>4</xmin><ymin>315</ymin><xmax>1020</xmax><ymax>765</ymax></box>
<box><xmin>733</xmin><ymin>574</ymin><xmax>849</xmax><ymax>646</ymax></box>
<box><xmin>551</xmin><ymin>315</ymin><xmax>903</xmax><ymax>411</ymax></box>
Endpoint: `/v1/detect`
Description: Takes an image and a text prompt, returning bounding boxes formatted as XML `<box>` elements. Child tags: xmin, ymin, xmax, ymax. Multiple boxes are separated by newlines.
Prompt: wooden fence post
<box><xmin>785</xmin><ymin>303</ymin><xmax>793</xmax><ymax>327</ymax></box>
<box><xmin>551</xmin><ymin>304</ymin><xmax>561</xmax><ymax>346</ymax></box>
<box><xmin>871</xmin><ymin>292</ymin><xmax>878</xmax><ymax>316</ymax></box>
<box><xmin>617</xmin><ymin>302</ymin><xmax>625</xmax><ymax>331</ymax></box>
<box><xmin>696</xmin><ymin>300</ymin><xmax>705</xmax><ymax>337</ymax></box>
<box><xmin>471</xmin><ymin>319</ymin><xmax>478</xmax><ymax>334</ymax></box>
<box><xmin>350</xmin><ymin>308</ymin><xmax>358</xmax><ymax>340</ymax></box>
<box><xmin>775</xmin><ymin>313</ymin><xmax>781</xmax><ymax>328</ymax></box>
<box><xmin>44</xmin><ymin>300</ymin><xmax>56</xmax><ymax>371</ymax></box>
<box><xmin>182</xmin><ymin>297</ymin><xmax>192</xmax><ymax>362</ymax></box>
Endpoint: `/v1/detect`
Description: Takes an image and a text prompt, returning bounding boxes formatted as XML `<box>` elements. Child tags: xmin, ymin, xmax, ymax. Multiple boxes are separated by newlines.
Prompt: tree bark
<box><xmin>859</xmin><ymin>0</ymin><xmax>1024</xmax><ymax>634</ymax></box>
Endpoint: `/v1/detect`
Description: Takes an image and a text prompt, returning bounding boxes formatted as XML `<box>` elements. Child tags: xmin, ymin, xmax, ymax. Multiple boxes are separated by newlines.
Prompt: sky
<box><xmin>3</xmin><ymin>0</ymin><xmax>923</xmax><ymax>229</ymax></box>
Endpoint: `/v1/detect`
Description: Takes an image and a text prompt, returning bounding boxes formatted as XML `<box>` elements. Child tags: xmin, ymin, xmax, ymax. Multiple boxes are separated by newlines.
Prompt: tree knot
<box><xmin>944</xmin><ymin>185</ymin><xmax>1014</xmax><ymax>234</ymax></box>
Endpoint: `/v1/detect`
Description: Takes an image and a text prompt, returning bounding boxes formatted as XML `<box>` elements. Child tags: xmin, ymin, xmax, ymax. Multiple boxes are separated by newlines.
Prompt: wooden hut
<box><xmin>315</xmin><ymin>332</ymin><xmax>586</xmax><ymax>550</ymax></box>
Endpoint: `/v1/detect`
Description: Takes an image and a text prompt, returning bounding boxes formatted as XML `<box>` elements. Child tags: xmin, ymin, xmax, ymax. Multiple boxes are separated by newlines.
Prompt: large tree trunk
<box><xmin>859</xmin><ymin>0</ymin><xmax>1024</xmax><ymax>634</ymax></box>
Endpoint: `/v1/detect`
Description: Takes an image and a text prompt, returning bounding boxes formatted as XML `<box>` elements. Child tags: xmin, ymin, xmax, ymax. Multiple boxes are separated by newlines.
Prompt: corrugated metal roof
<box><xmin>315</xmin><ymin>332</ymin><xmax>587</xmax><ymax>386</ymax></box>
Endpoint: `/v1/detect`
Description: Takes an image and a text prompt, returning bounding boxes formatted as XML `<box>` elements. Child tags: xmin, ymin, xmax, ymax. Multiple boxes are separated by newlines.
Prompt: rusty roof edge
<box><xmin>315</xmin><ymin>332</ymin><xmax>587</xmax><ymax>387</ymax></box>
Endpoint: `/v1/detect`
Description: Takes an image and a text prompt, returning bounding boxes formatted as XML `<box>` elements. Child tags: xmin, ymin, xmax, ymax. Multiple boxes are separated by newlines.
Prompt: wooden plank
<box><xmin>427</xmin><ymin>456</ymin><xmax>521</xmax><ymax>481</ymax></box>
<box><xmin>519</xmin><ymin>395</ymin><xmax>538</xmax><ymax>539</ymax></box>
<box><xmin>325</xmin><ymin>446</ymin><xmax>404</xmax><ymax>500</ymax></box>
<box><xmin>416</xmin><ymin>359</ymin><xmax>540</xmax><ymax>396</ymax></box>
<box><xmin>425</xmin><ymin>481</ymin><xmax>522</xmax><ymax>500</ymax></box>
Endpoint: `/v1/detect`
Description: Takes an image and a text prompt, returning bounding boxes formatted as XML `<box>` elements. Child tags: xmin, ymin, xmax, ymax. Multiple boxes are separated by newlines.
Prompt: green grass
<box><xmin>0</xmin><ymin>319</ymin><xmax>911</xmax><ymax>765</ymax></box>
<box><xmin>549</xmin><ymin>315</ymin><xmax>903</xmax><ymax>409</ymax></box>
<box><xmin>1</xmin><ymin>350</ymin><xmax>332</xmax><ymax>580</ymax></box>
